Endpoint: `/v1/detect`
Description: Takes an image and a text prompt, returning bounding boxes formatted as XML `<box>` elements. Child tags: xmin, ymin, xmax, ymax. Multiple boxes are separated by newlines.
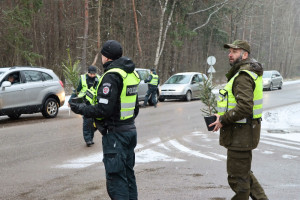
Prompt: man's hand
<box><xmin>69</xmin><ymin>102</ymin><xmax>85</xmax><ymax>115</ymax></box>
<box><xmin>209</xmin><ymin>114</ymin><xmax>223</xmax><ymax>132</ymax></box>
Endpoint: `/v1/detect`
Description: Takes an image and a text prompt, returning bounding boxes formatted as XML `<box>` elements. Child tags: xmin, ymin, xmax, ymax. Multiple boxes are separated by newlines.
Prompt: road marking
<box><xmin>209</xmin><ymin>152</ymin><xmax>227</xmax><ymax>160</ymax></box>
<box><xmin>54</xmin><ymin>153</ymin><xmax>103</xmax><ymax>169</ymax></box>
<box><xmin>261</xmin><ymin>150</ymin><xmax>274</xmax><ymax>155</ymax></box>
<box><xmin>261</xmin><ymin>136</ymin><xmax>300</xmax><ymax>146</ymax></box>
<box><xmin>136</xmin><ymin>149</ymin><xmax>184</xmax><ymax>163</ymax></box>
<box><xmin>157</xmin><ymin>143</ymin><xmax>171</xmax><ymax>151</ymax></box>
<box><xmin>148</xmin><ymin>137</ymin><xmax>161</xmax><ymax>144</ymax></box>
<box><xmin>260</xmin><ymin>140</ymin><xmax>300</xmax><ymax>151</ymax></box>
<box><xmin>168</xmin><ymin>140</ymin><xmax>220</xmax><ymax>161</ymax></box>
<box><xmin>282</xmin><ymin>154</ymin><xmax>298</xmax><ymax>159</ymax></box>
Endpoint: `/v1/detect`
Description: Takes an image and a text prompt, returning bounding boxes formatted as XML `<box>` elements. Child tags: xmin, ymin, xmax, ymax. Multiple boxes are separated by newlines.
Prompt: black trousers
<box><xmin>102</xmin><ymin>125</ymin><xmax>138</xmax><ymax>200</ymax></box>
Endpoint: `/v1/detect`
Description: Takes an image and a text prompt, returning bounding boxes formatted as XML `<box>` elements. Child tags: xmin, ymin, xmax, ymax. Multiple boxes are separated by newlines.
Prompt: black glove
<box><xmin>69</xmin><ymin>102</ymin><xmax>86</xmax><ymax>115</ymax></box>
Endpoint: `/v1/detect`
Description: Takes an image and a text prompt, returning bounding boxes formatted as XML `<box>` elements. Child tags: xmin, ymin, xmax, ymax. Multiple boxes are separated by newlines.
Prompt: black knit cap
<box><xmin>88</xmin><ymin>65</ymin><xmax>97</xmax><ymax>74</ymax></box>
<box><xmin>101</xmin><ymin>40</ymin><xmax>123</xmax><ymax>60</ymax></box>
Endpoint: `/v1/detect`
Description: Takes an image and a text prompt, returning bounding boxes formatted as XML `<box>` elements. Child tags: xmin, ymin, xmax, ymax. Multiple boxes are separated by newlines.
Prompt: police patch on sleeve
<box><xmin>103</xmin><ymin>86</ymin><xmax>110</xmax><ymax>95</ymax></box>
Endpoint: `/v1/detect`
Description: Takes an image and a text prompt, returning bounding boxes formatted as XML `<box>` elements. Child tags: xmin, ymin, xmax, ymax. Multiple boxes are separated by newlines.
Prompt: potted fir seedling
<box><xmin>62</xmin><ymin>48</ymin><xmax>81</xmax><ymax>95</ymax></box>
<box><xmin>199</xmin><ymin>75</ymin><xmax>218</xmax><ymax>131</ymax></box>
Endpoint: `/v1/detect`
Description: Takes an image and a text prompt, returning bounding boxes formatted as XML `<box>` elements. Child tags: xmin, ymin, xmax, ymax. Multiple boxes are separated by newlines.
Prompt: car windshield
<box><xmin>165</xmin><ymin>74</ymin><xmax>191</xmax><ymax>84</ymax></box>
<box><xmin>263</xmin><ymin>71</ymin><xmax>272</xmax><ymax>78</ymax></box>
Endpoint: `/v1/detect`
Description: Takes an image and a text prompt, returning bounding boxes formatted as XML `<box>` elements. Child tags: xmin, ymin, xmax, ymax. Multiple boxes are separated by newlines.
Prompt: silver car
<box><xmin>263</xmin><ymin>70</ymin><xmax>283</xmax><ymax>91</ymax></box>
<box><xmin>0</xmin><ymin>66</ymin><xmax>65</xmax><ymax>119</ymax></box>
<box><xmin>159</xmin><ymin>72</ymin><xmax>208</xmax><ymax>101</ymax></box>
<box><xmin>135</xmin><ymin>68</ymin><xmax>160</xmax><ymax>105</ymax></box>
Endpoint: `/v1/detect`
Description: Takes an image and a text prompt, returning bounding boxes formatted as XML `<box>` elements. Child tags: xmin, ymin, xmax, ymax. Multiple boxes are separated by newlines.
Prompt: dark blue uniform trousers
<box><xmin>143</xmin><ymin>86</ymin><xmax>157</xmax><ymax>106</ymax></box>
<box><xmin>82</xmin><ymin>116</ymin><xmax>94</xmax><ymax>143</ymax></box>
<box><xmin>102</xmin><ymin>125</ymin><xmax>138</xmax><ymax>200</ymax></box>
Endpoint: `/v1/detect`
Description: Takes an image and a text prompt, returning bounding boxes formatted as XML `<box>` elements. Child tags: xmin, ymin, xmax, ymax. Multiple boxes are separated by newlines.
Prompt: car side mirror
<box><xmin>192</xmin><ymin>80</ymin><xmax>196</xmax><ymax>84</ymax></box>
<box><xmin>1</xmin><ymin>81</ymin><xmax>11</xmax><ymax>88</ymax></box>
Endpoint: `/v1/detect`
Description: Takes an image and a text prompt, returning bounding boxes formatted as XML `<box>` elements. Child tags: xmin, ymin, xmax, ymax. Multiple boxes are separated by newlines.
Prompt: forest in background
<box><xmin>1</xmin><ymin>0</ymin><xmax>300</xmax><ymax>85</ymax></box>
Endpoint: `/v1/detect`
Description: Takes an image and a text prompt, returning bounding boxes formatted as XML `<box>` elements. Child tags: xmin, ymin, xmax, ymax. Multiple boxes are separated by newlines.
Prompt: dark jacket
<box><xmin>81</xmin><ymin>57</ymin><xmax>139</xmax><ymax>126</ymax></box>
<box><xmin>219</xmin><ymin>58</ymin><xmax>263</xmax><ymax>151</ymax></box>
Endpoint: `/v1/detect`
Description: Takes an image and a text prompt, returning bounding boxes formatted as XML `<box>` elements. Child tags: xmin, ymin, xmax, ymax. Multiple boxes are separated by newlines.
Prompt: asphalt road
<box><xmin>0</xmin><ymin>82</ymin><xmax>300</xmax><ymax>200</ymax></box>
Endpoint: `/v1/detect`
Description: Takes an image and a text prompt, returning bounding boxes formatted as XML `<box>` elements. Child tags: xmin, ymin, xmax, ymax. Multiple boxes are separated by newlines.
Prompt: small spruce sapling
<box><xmin>62</xmin><ymin>48</ymin><xmax>81</xmax><ymax>95</ymax></box>
<box><xmin>199</xmin><ymin>74</ymin><xmax>217</xmax><ymax>116</ymax></box>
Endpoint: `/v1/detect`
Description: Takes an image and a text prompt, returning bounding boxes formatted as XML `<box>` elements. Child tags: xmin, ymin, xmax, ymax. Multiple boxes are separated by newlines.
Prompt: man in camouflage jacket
<box><xmin>210</xmin><ymin>40</ymin><xmax>269</xmax><ymax>200</ymax></box>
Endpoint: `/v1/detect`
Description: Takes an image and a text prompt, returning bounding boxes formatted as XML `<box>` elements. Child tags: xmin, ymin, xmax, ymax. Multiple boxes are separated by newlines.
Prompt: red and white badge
<box><xmin>103</xmin><ymin>86</ymin><xmax>110</xmax><ymax>94</ymax></box>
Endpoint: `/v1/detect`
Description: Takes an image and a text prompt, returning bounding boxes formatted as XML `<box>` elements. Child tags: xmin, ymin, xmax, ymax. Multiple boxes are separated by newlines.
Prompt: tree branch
<box><xmin>192</xmin><ymin>1</ymin><xmax>227</xmax><ymax>32</ymax></box>
<box><xmin>187</xmin><ymin>0</ymin><xmax>228</xmax><ymax>15</ymax></box>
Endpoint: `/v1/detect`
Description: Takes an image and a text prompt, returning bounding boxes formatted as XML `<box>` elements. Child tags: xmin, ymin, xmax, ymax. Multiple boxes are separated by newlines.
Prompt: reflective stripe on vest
<box><xmin>149</xmin><ymin>74</ymin><xmax>159</xmax><ymax>86</ymax></box>
<box><xmin>217</xmin><ymin>70</ymin><xmax>263</xmax><ymax>123</ymax></box>
<box><xmin>95</xmin><ymin>68</ymin><xmax>140</xmax><ymax>120</ymax></box>
<box><xmin>77</xmin><ymin>74</ymin><xmax>88</xmax><ymax>98</ymax></box>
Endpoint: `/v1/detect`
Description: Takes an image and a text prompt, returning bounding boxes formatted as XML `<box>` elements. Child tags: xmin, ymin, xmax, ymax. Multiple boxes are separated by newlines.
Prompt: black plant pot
<box><xmin>204</xmin><ymin>115</ymin><xmax>217</xmax><ymax>131</ymax></box>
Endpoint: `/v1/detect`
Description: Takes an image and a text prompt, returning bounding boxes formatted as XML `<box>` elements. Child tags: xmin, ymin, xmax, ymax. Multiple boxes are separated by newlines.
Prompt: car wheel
<box><xmin>278</xmin><ymin>82</ymin><xmax>282</xmax><ymax>90</ymax></box>
<box><xmin>269</xmin><ymin>83</ymin><xmax>273</xmax><ymax>91</ymax></box>
<box><xmin>8</xmin><ymin>113</ymin><xmax>21</xmax><ymax>119</ymax></box>
<box><xmin>42</xmin><ymin>98</ymin><xmax>59</xmax><ymax>118</ymax></box>
<box><xmin>148</xmin><ymin>92</ymin><xmax>159</xmax><ymax>106</ymax></box>
<box><xmin>158</xmin><ymin>97</ymin><xmax>165</xmax><ymax>102</ymax></box>
<box><xmin>185</xmin><ymin>91</ymin><xmax>192</xmax><ymax>101</ymax></box>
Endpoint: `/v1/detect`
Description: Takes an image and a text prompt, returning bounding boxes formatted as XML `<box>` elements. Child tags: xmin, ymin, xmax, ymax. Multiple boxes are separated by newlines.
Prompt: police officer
<box><xmin>210</xmin><ymin>40</ymin><xmax>269</xmax><ymax>200</ymax></box>
<box><xmin>70</xmin><ymin>40</ymin><xmax>140</xmax><ymax>200</ymax></box>
<box><xmin>142</xmin><ymin>69</ymin><xmax>159</xmax><ymax>108</ymax></box>
<box><xmin>69</xmin><ymin>65</ymin><xmax>100</xmax><ymax>147</ymax></box>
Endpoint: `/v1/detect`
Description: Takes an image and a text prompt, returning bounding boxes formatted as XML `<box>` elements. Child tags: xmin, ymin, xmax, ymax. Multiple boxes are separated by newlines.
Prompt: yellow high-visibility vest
<box><xmin>95</xmin><ymin>68</ymin><xmax>140</xmax><ymax>120</ymax></box>
<box><xmin>217</xmin><ymin>70</ymin><xmax>263</xmax><ymax>123</ymax></box>
<box><xmin>78</xmin><ymin>74</ymin><xmax>100</xmax><ymax>105</ymax></box>
<box><xmin>149</xmin><ymin>74</ymin><xmax>159</xmax><ymax>86</ymax></box>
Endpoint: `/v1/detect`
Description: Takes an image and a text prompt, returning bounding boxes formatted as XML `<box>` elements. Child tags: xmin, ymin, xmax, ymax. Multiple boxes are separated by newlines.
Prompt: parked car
<box><xmin>135</xmin><ymin>68</ymin><xmax>160</xmax><ymax>105</ymax></box>
<box><xmin>262</xmin><ymin>70</ymin><xmax>283</xmax><ymax>91</ymax></box>
<box><xmin>159</xmin><ymin>72</ymin><xmax>208</xmax><ymax>102</ymax></box>
<box><xmin>0</xmin><ymin>66</ymin><xmax>65</xmax><ymax>119</ymax></box>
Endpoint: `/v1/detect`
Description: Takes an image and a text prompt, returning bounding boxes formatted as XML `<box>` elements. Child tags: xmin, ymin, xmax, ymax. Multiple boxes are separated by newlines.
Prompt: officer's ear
<box><xmin>241</xmin><ymin>51</ymin><xmax>248</xmax><ymax>59</ymax></box>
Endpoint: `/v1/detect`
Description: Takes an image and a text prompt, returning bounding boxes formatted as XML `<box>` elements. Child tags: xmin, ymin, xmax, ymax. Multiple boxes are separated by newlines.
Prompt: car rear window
<box><xmin>136</xmin><ymin>70</ymin><xmax>149</xmax><ymax>81</ymax></box>
<box><xmin>24</xmin><ymin>70</ymin><xmax>42</xmax><ymax>82</ymax></box>
<box><xmin>42</xmin><ymin>72</ymin><xmax>53</xmax><ymax>81</ymax></box>
<box><xmin>262</xmin><ymin>71</ymin><xmax>272</xmax><ymax>78</ymax></box>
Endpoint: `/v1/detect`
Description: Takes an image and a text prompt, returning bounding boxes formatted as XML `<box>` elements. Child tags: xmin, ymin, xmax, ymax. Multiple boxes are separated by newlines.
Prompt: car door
<box><xmin>190</xmin><ymin>74</ymin><xmax>201</xmax><ymax>98</ymax></box>
<box><xmin>275</xmin><ymin>71</ymin><xmax>282</xmax><ymax>87</ymax></box>
<box><xmin>136</xmin><ymin>69</ymin><xmax>150</xmax><ymax>101</ymax></box>
<box><xmin>271</xmin><ymin>71</ymin><xmax>279</xmax><ymax>87</ymax></box>
<box><xmin>22</xmin><ymin>70</ymin><xmax>44</xmax><ymax>106</ymax></box>
<box><xmin>0</xmin><ymin>72</ymin><xmax>26</xmax><ymax>110</ymax></box>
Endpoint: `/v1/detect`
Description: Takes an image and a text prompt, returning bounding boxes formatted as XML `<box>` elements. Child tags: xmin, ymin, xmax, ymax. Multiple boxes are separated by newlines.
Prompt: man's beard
<box><xmin>230</xmin><ymin>55</ymin><xmax>243</xmax><ymax>66</ymax></box>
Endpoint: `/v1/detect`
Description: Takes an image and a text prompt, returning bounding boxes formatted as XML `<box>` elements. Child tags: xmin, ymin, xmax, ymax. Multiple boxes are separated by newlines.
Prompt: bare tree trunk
<box><xmin>154</xmin><ymin>0</ymin><xmax>176</xmax><ymax>71</ymax></box>
<box><xmin>81</xmin><ymin>0</ymin><xmax>89</xmax><ymax>74</ymax></box>
<box><xmin>97</xmin><ymin>0</ymin><xmax>102</xmax><ymax>50</ymax></box>
<box><xmin>268</xmin><ymin>0</ymin><xmax>275</xmax><ymax>70</ymax></box>
<box><xmin>132</xmin><ymin>0</ymin><xmax>142</xmax><ymax>60</ymax></box>
<box><xmin>242</xmin><ymin>17</ymin><xmax>246</xmax><ymax>40</ymax></box>
<box><xmin>257</xmin><ymin>2</ymin><xmax>266</xmax><ymax>61</ymax></box>
<box><xmin>249</xmin><ymin>6</ymin><xmax>254</xmax><ymax>43</ymax></box>
<box><xmin>58</xmin><ymin>0</ymin><xmax>64</xmax><ymax>66</ymax></box>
